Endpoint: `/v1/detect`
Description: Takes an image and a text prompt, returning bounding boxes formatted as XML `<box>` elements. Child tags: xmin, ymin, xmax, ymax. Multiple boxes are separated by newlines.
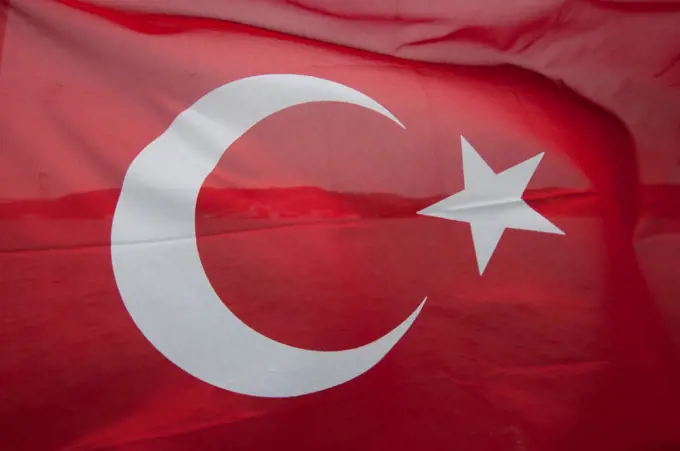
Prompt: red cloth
<box><xmin>1</xmin><ymin>1</ymin><xmax>678</xmax><ymax>450</ymax></box>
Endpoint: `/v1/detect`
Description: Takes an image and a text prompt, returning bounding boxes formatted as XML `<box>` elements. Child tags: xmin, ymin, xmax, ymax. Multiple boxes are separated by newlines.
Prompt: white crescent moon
<box><xmin>111</xmin><ymin>74</ymin><xmax>426</xmax><ymax>398</ymax></box>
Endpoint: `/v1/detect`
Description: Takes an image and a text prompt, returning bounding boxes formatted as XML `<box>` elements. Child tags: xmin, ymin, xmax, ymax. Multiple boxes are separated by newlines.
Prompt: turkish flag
<box><xmin>1</xmin><ymin>1</ymin><xmax>679</xmax><ymax>451</ymax></box>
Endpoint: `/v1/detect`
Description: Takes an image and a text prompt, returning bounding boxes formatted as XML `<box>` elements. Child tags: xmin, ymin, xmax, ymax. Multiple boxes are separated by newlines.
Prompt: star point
<box><xmin>418</xmin><ymin>135</ymin><xmax>564</xmax><ymax>275</ymax></box>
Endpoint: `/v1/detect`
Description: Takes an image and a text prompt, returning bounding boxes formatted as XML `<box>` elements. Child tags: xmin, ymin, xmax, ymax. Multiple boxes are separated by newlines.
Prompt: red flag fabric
<box><xmin>1</xmin><ymin>1</ymin><xmax>679</xmax><ymax>451</ymax></box>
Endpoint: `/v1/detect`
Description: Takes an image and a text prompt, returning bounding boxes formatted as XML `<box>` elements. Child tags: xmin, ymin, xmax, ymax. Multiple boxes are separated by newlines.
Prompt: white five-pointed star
<box><xmin>418</xmin><ymin>136</ymin><xmax>564</xmax><ymax>275</ymax></box>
